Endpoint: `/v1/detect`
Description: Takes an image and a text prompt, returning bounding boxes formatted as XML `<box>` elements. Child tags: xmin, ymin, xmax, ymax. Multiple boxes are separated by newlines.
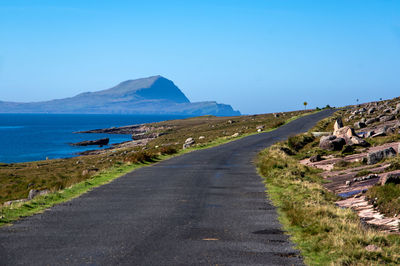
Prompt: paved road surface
<box><xmin>0</xmin><ymin>109</ymin><xmax>335</xmax><ymax>265</ymax></box>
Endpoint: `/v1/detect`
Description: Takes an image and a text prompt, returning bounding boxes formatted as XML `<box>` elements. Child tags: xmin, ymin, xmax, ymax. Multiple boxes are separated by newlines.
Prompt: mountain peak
<box><xmin>0</xmin><ymin>76</ymin><xmax>240</xmax><ymax>116</ymax></box>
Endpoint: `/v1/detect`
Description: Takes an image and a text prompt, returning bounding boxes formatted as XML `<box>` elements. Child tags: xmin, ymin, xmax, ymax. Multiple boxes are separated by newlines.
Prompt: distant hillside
<box><xmin>0</xmin><ymin>76</ymin><xmax>240</xmax><ymax>116</ymax></box>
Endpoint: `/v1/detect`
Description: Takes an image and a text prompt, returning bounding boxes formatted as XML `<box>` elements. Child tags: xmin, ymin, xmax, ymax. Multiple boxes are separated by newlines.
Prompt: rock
<box><xmin>227</xmin><ymin>120</ymin><xmax>233</xmax><ymax>124</ymax></box>
<box><xmin>309</xmin><ymin>154</ymin><xmax>322</xmax><ymax>162</ymax></box>
<box><xmin>379</xmin><ymin>115</ymin><xmax>395</xmax><ymax>122</ymax></box>
<box><xmin>353</xmin><ymin>174</ymin><xmax>379</xmax><ymax>182</ymax></box>
<box><xmin>354</xmin><ymin>121</ymin><xmax>366</xmax><ymax>129</ymax></box>
<box><xmin>386</xmin><ymin>127</ymin><xmax>396</xmax><ymax>135</ymax></box>
<box><xmin>28</xmin><ymin>189</ymin><xmax>50</xmax><ymax>200</ymax></box>
<box><xmin>333</xmin><ymin>118</ymin><xmax>343</xmax><ymax>134</ymax></box>
<box><xmin>368</xmin><ymin>107</ymin><xmax>377</xmax><ymax>114</ymax></box>
<box><xmin>311</xmin><ymin>132</ymin><xmax>331</xmax><ymax>137</ymax></box>
<box><xmin>360</xmin><ymin>118</ymin><xmax>366</xmax><ymax>123</ymax></box>
<box><xmin>365</xmin><ymin>244</ymin><xmax>381</xmax><ymax>252</ymax></box>
<box><xmin>365</xmin><ymin>131</ymin><xmax>375</xmax><ymax>138</ymax></box>
<box><xmin>365</xmin><ymin>117</ymin><xmax>378</xmax><ymax>125</ymax></box>
<box><xmin>345</xmin><ymin>180</ymin><xmax>351</xmax><ymax>186</ymax></box>
<box><xmin>183</xmin><ymin>137</ymin><xmax>195</xmax><ymax>149</ymax></box>
<box><xmin>273</xmin><ymin>113</ymin><xmax>280</xmax><ymax>118</ymax></box>
<box><xmin>367</xmin><ymin>147</ymin><xmax>397</xmax><ymax>165</ymax></box>
<box><xmin>70</xmin><ymin>138</ymin><xmax>109</xmax><ymax>147</ymax></box>
<box><xmin>231</xmin><ymin>133</ymin><xmax>239</xmax><ymax>138</ymax></box>
<box><xmin>334</xmin><ymin>126</ymin><xmax>368</xmax><ymax>147</ymax></box>
<box><xmin>256</xmin><ymin>125</ymin><xmax>265</xmax><ymax>130</ymax></box>
<box><xmin>393</xmin><ymin>103</ymin><xmax>400</xmax><ymax>114</ymax></box>
<box><xmin>257</xmin><ymin>129</ymin><xmax>262</xmax><ymax>133</ymax></box>
<box><xmin>380</xmin><ymin>173</ymin><xmax>400</xmax><ymax>185</ymax></box>
<box><xmin>383</xmin><ymin>108</ymin><xmax>392</xmax><ymax>113</ymax></box>
<box><xmin>198</xmin><ymin>136</ymin><xmax>205</xmax><ymax>140</ymax></box>
<box><xmin>319</xmin><ymin>135</ymin><xmax>346</xmax><ymax>151</ymax></box>
<box><xmin>3</xmin><ymin>199</ymin><xmax>28</xmax><ymax>206</ymax></box>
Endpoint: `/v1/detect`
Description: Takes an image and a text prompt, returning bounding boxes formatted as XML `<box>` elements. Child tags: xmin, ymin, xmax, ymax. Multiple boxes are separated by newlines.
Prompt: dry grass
<box><xmin>0</xmin><ymin>110</ymin><xmax>311</xmax><ymax>205</ymax></box>
<box><xmin>258</xmin><ymin>147</ymin><xmax>400</xmax><ymax>265</ymax></box>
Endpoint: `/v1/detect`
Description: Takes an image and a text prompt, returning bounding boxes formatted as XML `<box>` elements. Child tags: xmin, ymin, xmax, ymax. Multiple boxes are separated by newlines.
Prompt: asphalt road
<box><xmin>0</xmin><ymin>109</ymin><xmax>336</xmax><ymax>266</ymax></box>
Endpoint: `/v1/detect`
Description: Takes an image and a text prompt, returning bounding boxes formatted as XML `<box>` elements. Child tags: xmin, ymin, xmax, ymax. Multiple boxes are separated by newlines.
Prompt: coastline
<box><xmin>0</xmin><ymin>109</ymin><xmax>316</xmax><ymax>226</ymax></box>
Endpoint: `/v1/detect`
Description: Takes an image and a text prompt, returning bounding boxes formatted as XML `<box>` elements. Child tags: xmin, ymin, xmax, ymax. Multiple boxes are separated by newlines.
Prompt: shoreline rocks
<box><xmin>70</xmin><ymin>138</ymin><xmax>110</xmax><ymax>147</ymax></box>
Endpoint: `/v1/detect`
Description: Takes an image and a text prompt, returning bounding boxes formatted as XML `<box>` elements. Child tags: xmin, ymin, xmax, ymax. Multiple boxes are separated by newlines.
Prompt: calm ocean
<box><xmin>0</xmin><ymin>114</ymin><xmax>188</xmax><ymax>163</ymax></box>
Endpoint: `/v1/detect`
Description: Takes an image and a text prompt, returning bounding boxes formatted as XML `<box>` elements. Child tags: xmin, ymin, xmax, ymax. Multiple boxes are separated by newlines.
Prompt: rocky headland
<box><xmin>0</xmin><ymin>76</ymin><xmax>240</xmax><ymax>116</ymax></box>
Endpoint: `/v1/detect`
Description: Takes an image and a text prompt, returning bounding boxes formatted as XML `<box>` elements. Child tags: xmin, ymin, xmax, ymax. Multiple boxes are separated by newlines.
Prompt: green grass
<box><xmin>258</xmin><ymin>146</ymin><xmax>400</xmax><ymax>265</ymax></box>
<box><xmin>0</xmin><ymin>162</ymin><xmax>146</xmax><ymax>226</ymax></box>
<box><xmin>0</xmin><ymin>110</ymin><xmax>318</xmax><ymax>227</ymax></box>
<box><xmin>365</xmin><ymin>183</ymin><xmax>400</xmax><ymax>217</ymax></box>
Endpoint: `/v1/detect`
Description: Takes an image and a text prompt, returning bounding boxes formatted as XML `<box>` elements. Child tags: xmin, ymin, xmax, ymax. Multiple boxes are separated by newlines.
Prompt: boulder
<box><xmin>371</xmin><ymin>131</ymin><xmax>386</xmax><ymax>138</ymax></box>
<box><xmin>393</xmin><ymin>103</ymin><xmax>400</xmax><ymax>114</ymax></box>
<box><xmin>379</xmin><ymin>115</ymin><xmax>395</xmax><ymax>122</ymax></box>
<box><xmin>365</xmin><ymin>131</ymin><xmax>375</xmax><ymax>138</ymax></box>
<box><xmin>28</xmin><ymin>189</ymin><xmax>50</xmax><ymax>200</ymax></box>
<box><xmin>319</xmin><ymin>135</ymin><xmax>346</xmax><ymax>151</ymax></box>
<box><xmin>365</xmin><ymin>117</ymin><xmax>378</xmax><ymax>125</ymax></box>
<box><xmin>309</xmin><ymin>154</ymin><xmax>322</xmax><ymax>162</ymax></box>
<box><xmin>183</xmin><ymin>137</ymin><xmax>195</xmax><ymax>149</ymax></box>
<box><xmin>381</xmin><ymin>173</ymin><xmax>400</xmax><ymax>185</ymax></box>
<box><xmin>231</xmin><ymin>133</ymin><xmax>239</xmax><ymax>138</ymax></box>
<box><xmin>198</xmin><ymin>136</ymin><xmax>205</xmax><ymax>140</ymax></box>
<box><xmin>256</xmin><ymin>125</ymin><xmax>265</xmax><ymax>130</ymax></box>
<box><xmin>367</xmin><ymin>147</ymin><xmax>397</xmax><ymax>165</ymax></box>
<box><xmin>368</xmin><ymin>107</ymin><xmax>377</xmax><ymax>114</ymax></box>
<box><xmin>333</xmin><ymin>118</ymin><xmax>344</xmax><ymax>134</ymax></box>
<box><xmin>354</xmin><ymin>121</ymin><xmax>366</xmax><ymax>129</ymax></box>
<box><xmin>334</xmin><ymin>126</ymin><xmax>368</xmax><ymax>147</ymax></box>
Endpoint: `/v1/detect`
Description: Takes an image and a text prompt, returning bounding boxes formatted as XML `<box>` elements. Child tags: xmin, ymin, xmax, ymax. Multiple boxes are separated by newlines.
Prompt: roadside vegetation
<box><xmin>257</xmin><ymin>100</ymin><xmax>400</xmax><ymax>265</ymax></box>
<box><xmin>0</xmin><ymin>109</ymin><xmax>312</xmax><ymax>226</ymax></box>
<box><xmin>258</xmin><ymin>145</ymin><xmax>400</xmax><ymax>265</ymax></box>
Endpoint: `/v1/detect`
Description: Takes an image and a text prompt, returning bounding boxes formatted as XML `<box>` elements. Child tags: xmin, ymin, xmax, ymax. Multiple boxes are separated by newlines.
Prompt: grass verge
<box><xmin>0</xmin><ymin>111</ymin><xmax>319</xmax><ymax>227</ymax></box>
<box><xmin>258</xmin><ymin>142</ymin><xmax>400</xmax><ymax>265</ymax></box>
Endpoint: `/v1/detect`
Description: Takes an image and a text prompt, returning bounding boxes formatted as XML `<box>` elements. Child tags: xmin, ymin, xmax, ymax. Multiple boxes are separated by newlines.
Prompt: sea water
<box><xmin>0</xmin><ymin>114</ymin><xmax>187</xmax><ymax>163</ymax></box>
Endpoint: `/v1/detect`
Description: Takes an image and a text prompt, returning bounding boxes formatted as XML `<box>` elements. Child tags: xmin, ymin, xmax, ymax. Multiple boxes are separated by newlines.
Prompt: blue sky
<box><xmin>0</xmin><ymin>0</ymin><xmax>399</xmax><ymax>114</ymax></box>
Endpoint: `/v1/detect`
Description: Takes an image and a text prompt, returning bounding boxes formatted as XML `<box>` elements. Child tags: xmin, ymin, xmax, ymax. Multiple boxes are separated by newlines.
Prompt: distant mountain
<box><xmin>0</xmin><ymin>76</ymin><xmax>241</xmax><ymax>116</ymax></box>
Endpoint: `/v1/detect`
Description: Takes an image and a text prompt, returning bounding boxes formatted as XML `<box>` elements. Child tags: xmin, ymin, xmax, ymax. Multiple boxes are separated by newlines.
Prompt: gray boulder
<box><xmin>28</xmin><ymin>189</ymin><xmax>50</xmax><ymax>200</ymax></box>
<box><xmin>365</xmin><ymin>117</ymin><xmax>378</xmax><ymax>125</ymax></box>
<box><xmin>393</xmin><ymin>103</ymin><xmax>400</xmax><ymax>114</ymax></box>
<box><xmin>368</xmin><ymin>107</ymin><xmax>377</xmax><ymax>114</ymax></box>
<box><xmin>319</xmin><ymin>135</ymin><xmax>346</xmax><ymax>151</ymax></box>
<box><xmin>379</xmin><ymin>115</ymin><xmax>395</xmax><ymax>123</ymax></box>
<box><xmin>381</xmin><ymin>173</ymin><xmax>400</xmax><ymax>185</ymax></box>
<box><xmin>354</xmin><ymin>121</ymin><xmax>366</xmax><ymax>129</ymax></box>
<box><xmin>367</xmin><ymin>147</ymin><xmax>397</xmax><ymax>165</ymax></box>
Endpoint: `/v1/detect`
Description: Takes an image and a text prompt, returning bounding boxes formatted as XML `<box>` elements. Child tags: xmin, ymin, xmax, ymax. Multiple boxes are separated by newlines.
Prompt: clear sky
<box><xmin>0</xmin><ymin>0</ymin><xmax>399</xmax><ymax>114</ymax></box>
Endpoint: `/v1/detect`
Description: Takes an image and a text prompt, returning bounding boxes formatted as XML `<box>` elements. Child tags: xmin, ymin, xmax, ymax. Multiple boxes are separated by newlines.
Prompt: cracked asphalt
<box><xmin>0</xmin><ymin>109</ymin><xmax>335</xmax><ymax>265</ymax></box>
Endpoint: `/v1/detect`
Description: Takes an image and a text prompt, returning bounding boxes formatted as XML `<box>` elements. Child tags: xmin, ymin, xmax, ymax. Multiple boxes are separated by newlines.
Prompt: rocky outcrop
<box><xmin>366</xmin><ymin>147</ymin><xmax>397</xmax><ymax>165</ymax></box>
<box><xmin>381</xmin><ymin>172</ymin><xmax>400</xmax><ymax>185</ymax></box>
<box><xmin>0</xmin><ymin>76</ymin><xmax>241</xmax><ymax>116</ymax></box>
<box><xmin>319</xmin><ymin>135</ymin><xmax>346</xmax><ymax>151</ymax></box>
<box><xmin>70</xmin><ymin>138</ymin><xmax>109</xmax><ymax>147</ymax></box>
<box><xmin>333</xmin><ymin>125</ymin><xmax>368</xmax><ymax>147</ymax></box>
